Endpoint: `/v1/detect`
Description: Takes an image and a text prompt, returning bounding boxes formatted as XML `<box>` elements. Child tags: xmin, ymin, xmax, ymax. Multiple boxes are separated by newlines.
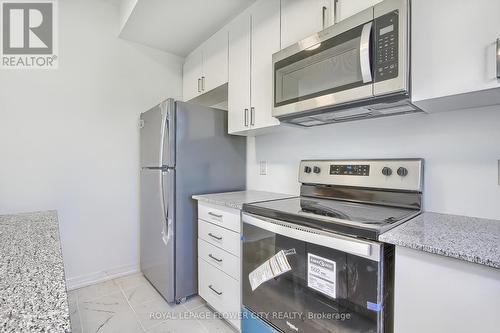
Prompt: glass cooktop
<box><xmin>243</xmin><ymin>196</ymin><xmax>421</xmax><ymax>240</ymax></box>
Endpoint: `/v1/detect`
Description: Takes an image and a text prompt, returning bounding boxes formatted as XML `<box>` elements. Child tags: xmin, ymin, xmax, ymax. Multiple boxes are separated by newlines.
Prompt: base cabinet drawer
<box><xmin>198</xmin><ymin>238</ymin><xmax>240</xmax><ymax>281</ymax></box>
<box><xmin>198</xmin><ymin>202</ymin><xmax>241</xmax><ymax>233</ymax></box>
<box><xmin>198</xmin><ymin>219</ymin><xmax>241</xmax><ymax>257</ymax></box>
<box><xmin>198</xmin><ymin>258</ymin><xmax>241</xmax><ymax>330</ymax></box>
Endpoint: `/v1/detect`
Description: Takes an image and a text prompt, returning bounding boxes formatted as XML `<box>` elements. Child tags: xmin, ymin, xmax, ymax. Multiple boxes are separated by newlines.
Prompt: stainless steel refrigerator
<box><xmin>140</xmin><ymin>99</ymin><xmax>246</xmax><ymax>303</ymax></box>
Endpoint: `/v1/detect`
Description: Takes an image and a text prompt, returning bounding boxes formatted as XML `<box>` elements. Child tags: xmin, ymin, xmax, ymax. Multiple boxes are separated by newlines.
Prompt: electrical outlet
<box><xmin>260</xmin><ymin>161</ymin><xmax>268</xmax><ymax>175</ymax></box>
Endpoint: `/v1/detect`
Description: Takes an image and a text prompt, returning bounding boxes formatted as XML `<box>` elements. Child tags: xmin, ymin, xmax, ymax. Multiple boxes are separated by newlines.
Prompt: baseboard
<box><xmin>66</xmin><ymin>263</ymin><xmax>140</xmax><ymax>291</ymax></box>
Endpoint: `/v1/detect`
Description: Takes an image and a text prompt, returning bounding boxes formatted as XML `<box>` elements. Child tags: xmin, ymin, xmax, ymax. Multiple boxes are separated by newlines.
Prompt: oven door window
<box><xmin>274</xmin><ymin>22</ymin><xmax>373</xmax><ymax>108</ymax></box>
<box><xmin>242</xmin><ymin>222</ymin><xmax>382</xmax><ymax>333</ymax></box>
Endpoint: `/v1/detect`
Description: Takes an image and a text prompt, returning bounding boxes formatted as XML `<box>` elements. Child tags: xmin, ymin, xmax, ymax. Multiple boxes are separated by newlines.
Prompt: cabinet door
<box><xmin>412</xmin><ymin>0</ymin><xmax>500</xmax><ymax>101</ymax></box>
<box><xmin>182</xmin><ymin>49</ymin><xmax>202</xmax><ymax>101</ymax></box>
<box><xmin>250</xmin><ymin>0</ymin><xmax>280</xmax><ymax>130</ymax></box>
<box><xmin>394</xmin><ymin>247</ymin><xmax>500</xmax><ymax>333</ymax></box>
<box><xmin>280</xmin><ymin>0</ymin><xmax>332</xmax><ymax>49</ymax></box>
<box><xmin>228</xmin><ymin>13</ymin><xmax>251</xmax><ymax>134</ymax></box>
<box><xmin>202</xmin><ymin>28</ymin><xmax>229</xmax><ymax>93</ymax></box>
<box><xmin>337</xmin><ymin>0</ymin><xmax>382</xmax><ymax>22</ymax></box>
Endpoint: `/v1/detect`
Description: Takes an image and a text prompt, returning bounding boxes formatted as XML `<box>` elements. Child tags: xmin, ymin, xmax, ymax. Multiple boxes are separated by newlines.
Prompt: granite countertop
<box><xmin>380</xmin><ymin>212</ymin><xmax>500</xmax><ymax>269</ymax></box>
<box><xmin>192</xmin><ymin>190</ymin><xmax>295</xmax><ymax>209</ymax></box>
<box><xmin>0</xmin><ymin>211</ymin><xmax>71</xmax><ymax>333</ymax></box>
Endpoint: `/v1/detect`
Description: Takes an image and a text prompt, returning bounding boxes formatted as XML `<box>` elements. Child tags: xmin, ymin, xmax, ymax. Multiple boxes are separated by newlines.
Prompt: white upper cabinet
<box><xmin>336</xmin><ymin>0</ymin><xmax>382</xmax><ymax>22</ymax></box>
<box><xmin>411</xmin><ymin>0</ymin><xmax>500</xmax><ymax>103</ymax></box>
<box><xmin>227</xmin><ymin>0</ymin><xmax>281</xmax><ymax>135</ymax></box>
<box><xmin>280</xmin><ymin>0</ymin><xmax>333</xmax><ymax>49</ymax></box>
<box><xmin>202</xmin><ymin>29</ymin><xmax>229</xmax><ymax>93</ymax></box>
<box><xmin>183</xmin><ymin>49</ymin><xmax>203</xmax><ymax>102</ymax></box>
<box><xmin>228</xmin><ymin>13</ymin><xmax>252</xmax><ymax>134</ymax></box>
<box><xmin>250</xmin><ymin>0</ymin><xmax>281</xmax><ymax>130</ymax></box>
<box><xmin>182</xmin><ymin>29</ymin><xmax>228</xmax><ymax>102</ymax></box>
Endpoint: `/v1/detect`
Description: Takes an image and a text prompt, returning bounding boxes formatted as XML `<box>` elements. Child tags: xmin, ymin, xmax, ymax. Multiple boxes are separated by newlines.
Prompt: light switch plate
<box><xmin>260</xmin><ymin>161</ymin><xmax>268</xmax><ymax>175</ymax></box>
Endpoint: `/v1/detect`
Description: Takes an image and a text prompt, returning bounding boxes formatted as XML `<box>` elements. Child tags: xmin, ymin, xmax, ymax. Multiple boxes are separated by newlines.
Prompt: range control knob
<box><xmin>313</xmin><ymin>166</ymin><xmax>321</xmax><ymax>174</ymax></box>
<box><xmin>304</xmin><ymin>166</ymin><xmax>312</xmax><ymax>174</ymax></box>
<box><xmin>382</xmin><ymin>167</ymin><xmax>392</xmax><ymax>176</ymax></box>
<box><xmin>397</xmin><ymin>167</ymin><xmax>409</xmax><ymax>177</ymax></box>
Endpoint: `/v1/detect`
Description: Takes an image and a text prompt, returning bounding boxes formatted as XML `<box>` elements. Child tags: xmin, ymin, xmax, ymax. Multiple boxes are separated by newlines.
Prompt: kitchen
<box><xmin>0</xmin><ymin>0</ymin><xmax>499</xmax><ymax>332</ymax></box>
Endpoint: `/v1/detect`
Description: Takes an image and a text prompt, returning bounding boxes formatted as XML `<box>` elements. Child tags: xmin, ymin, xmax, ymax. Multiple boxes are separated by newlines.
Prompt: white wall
<box><xmin>0</xmin><ymin>0</ymin><xmax>183</xmax><ymax>289</ymax></box>
<box><xmin>247</xmin><ymin>107</ymin><xmax>500</xmax><ymax>220</ymax></box>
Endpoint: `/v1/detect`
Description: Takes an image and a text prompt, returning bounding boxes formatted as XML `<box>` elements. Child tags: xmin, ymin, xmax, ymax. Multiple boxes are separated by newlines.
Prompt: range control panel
<box><xmin>330</xmin><ymin>164</ymin><xmax>370</xmax><ymax>176</ymax></box>
<box><xmin>299</xmin><ymin>159</ymin><xmax>423</xmax><ymax>192</ymax></box>
<box><xmin>374</xmin><ymin>10</ymin><xmax>399</xmax><ymax>82</ymax></box>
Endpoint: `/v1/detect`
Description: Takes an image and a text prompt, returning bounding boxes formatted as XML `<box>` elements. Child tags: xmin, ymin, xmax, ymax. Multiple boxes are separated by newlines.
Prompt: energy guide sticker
<box><xmin>307</xmin><ymin>253</ymin><xmax>337</xmax><ymax>299</ymax></box>
<box><xmin>248</xmin><ymin>250</ymin><xmax>292</xmax><ymax>291</ymax></box>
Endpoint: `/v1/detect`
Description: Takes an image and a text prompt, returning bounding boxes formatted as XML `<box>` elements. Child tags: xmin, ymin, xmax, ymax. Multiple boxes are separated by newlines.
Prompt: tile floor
<box><xmin>68</xmin><ymin>273</ymin><xmax>237</xmax><ymax>333</ymax></box>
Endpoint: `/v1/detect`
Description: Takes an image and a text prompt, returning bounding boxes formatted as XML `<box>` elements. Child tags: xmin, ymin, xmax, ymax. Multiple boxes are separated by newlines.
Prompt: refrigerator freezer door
<box><xmin>140</xmin><ymin>104</ymin><xmax>164</xmax><ymax>168</ymax></box>
<box><xmin>140</xmin><ymin>168</ymin><xmax>175</xmax><ymax>302</ymax></box>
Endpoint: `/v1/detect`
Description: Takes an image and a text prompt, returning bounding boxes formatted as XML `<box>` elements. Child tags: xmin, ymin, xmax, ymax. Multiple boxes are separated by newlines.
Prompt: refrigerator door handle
<box><xmin>160</xmin><ymin>169</ymin><xmax>169</xmax><ymax>245</ymax></box>
<box><xmin>161</xmin><ymin>168</ymin><xmax>175</xmax><ymax>245</ymax></box>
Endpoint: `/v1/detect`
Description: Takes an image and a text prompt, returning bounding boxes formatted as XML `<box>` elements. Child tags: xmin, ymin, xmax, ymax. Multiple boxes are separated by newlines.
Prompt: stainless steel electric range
<box><xmin>241</xmin><ymin>159</ymin><xmax>423</xmax><ymax>333</ymax></box>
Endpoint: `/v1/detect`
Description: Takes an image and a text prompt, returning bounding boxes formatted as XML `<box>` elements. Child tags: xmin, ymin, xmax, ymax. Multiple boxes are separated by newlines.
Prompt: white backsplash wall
<box><xmin>247</xmin><ymin>106</ymin><xmax>500</xmax><ymax>220</ymax></box>
<box><xmin>0</xmin><ymin>0</ymin><xmax>183</xmax><ymax>288</ymax></box>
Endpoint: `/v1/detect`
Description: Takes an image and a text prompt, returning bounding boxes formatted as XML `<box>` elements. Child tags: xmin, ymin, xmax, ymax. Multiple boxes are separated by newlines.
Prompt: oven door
<box><xmin>272</xmin><ymin>8</ymin><xmax>374</xmax><ymax>119</ymax></box>
<box><xmin>242</xmin><ymin>213</ymin><xmax>392</xmax><ymax>333</ymax></box>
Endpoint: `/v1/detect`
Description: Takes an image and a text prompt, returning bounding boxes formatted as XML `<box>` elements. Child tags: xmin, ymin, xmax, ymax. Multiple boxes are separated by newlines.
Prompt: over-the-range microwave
<box><xmin>272</xmin><ymin>0</ymin><xmax>422</xmax><ymax>127</ymax></box>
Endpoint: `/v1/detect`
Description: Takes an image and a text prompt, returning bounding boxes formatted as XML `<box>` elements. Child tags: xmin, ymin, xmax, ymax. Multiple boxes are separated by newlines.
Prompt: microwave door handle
<box><xmin>360</xmin><ymin>22</ymin><xmax>373</xmax><ymax>83</ymax></box>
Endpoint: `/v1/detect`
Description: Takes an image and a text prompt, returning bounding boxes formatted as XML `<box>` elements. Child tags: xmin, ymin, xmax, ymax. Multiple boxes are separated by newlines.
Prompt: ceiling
<box><xmin>119</xmin><ymin>0</ymin><xmax>256</xmax><ymax>57</ymax></box>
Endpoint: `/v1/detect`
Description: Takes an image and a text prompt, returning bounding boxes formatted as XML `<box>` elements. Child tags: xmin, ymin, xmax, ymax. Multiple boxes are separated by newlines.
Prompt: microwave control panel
<box><xmin>374</xmin><ymin>10</ymin><xmax>399</xmax><ymax>82</ymax></box>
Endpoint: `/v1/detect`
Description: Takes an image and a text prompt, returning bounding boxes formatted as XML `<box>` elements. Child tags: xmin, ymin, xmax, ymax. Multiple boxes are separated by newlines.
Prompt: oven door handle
<box><xmin>242</xmin><ymin>213</ymin><xmax>380</xmax><ymax>261</ymax></box>
<box><xmin>360</xmin><ymin>21</ymin><xmax>373</xmax><ymax>83</ymax></box>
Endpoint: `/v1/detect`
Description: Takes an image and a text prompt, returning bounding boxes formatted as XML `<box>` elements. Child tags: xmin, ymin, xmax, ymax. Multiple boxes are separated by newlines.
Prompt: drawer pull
<box><xmin>208</xmin><ymin>254</ymin><xmax>223</xmax><ymax>262</ymax></box>
<box><xmin>208</xmin><ymin>212</ymin><xmax>223</xmax><ymax>219</ymax></box>
<box><xmin>208</xmin><ymin>285</ymin><xmax>223</xmax><ymax>295</ymax></box>
<box><xmin>208</xmin><ymin>233</ymin><xmax>222</xmax><ymax>241</ymax></box>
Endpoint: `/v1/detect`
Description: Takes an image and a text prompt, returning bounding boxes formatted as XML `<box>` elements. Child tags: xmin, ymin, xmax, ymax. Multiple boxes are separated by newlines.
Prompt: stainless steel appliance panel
<box><xmin>140</xmin><ymin>105</ymin><xmax>164</xmax><ymax>168</ymax></box>
<box><xmin>140</xmin><ymin>168</ymin><xmax>175</xmax><ymax>302</ymax></box>
<box><xmin>373</xmin><ymin>0</ymin><xmax>409</xmax><ymax>96</ymax></box>
<box><xmin>173</xmin><ymin>101</ymin><xmax>246</xmax><ymax>300</ymax></box>
<box><xmin>273</xmin><ymin>7</ymin><xmax>375</xmax><ymax>119</ymax></box>
<box><xmin>272</xmin><ymin>0</ymin><xmax>414</xmax><ymax>127</ymax></box>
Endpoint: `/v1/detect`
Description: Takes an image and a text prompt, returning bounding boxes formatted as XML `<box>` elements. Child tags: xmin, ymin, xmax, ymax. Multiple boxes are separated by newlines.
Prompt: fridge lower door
<box><xmin>140</xmin><ymin>168</ymin><xmax>175</xmax><ymax>303</ymax></box>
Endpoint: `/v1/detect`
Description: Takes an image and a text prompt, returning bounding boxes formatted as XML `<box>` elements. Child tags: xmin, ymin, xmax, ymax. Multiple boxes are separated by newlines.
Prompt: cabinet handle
<box><xmin>208</xmin><ymin>254</ymin><xmax>223</xmax><ymax>262</ymax></box>
<box><xmin>197</xmin><ymin>78</ymin><xmax>201</xmax><ymax>93</ymax></box>
<box><xmin>333</xmin><ymin>0</ymin><xmax>339</xmax><ymax>24</ymax></box>
<box><xmin>322</xmin><ymin>6</ymin><xmax>327</xmax><ymax>29</ymax></box>
<box><xmin>208</xmin><ymin>285</ymin><xmax>223</xmax><ymax>295</ymax></box>
<box><xmin>208</xmin><ymin>212</ymin><xmax>223</xmax><ymax>219</ymax></box>
<box><xmin>250</xmin><ymin>107</ymin><xmax>255</xmax><ymax>126</ymax></box>
<box><xmin>496</xmin><ymin>38</ymin><xmax>500</xmax><ymax>79</ymax></box>
<box><xmin>201</xmin><ymin>76</ymin><xmax>205</xmax><ymax>91</ymax></box>
<box><xmin>244</xmin><ymin>108</ymin><xmax>249</xmax><ymax>127</ymax></box>
<box><xmin>208</xmin><ymin>233</ymin><xmax>222</xmax><ymax>241</ymax></box>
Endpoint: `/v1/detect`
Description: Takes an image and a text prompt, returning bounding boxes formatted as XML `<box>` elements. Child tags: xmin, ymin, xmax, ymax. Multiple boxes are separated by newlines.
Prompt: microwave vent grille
<box><xmin>284</xmin><ymin>100</ymin><xmax>423</xmax><ymax>127</ymax></box>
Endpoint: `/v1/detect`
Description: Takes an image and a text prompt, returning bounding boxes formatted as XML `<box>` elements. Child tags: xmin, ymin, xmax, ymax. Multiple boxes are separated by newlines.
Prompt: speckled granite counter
<box><xmin>192</xmin><ymin>190</ymin><xmax>295</xmax><ymax>210</ymax></box>
<box><xmin>0</xmin><ymin>211</ymin><xmax>71</xmax><ymax>332</ymax></box>
<box><xmin>380</xmin><ymin>212</ymin><xmax>500</xmax><ymax>269</ymax></box>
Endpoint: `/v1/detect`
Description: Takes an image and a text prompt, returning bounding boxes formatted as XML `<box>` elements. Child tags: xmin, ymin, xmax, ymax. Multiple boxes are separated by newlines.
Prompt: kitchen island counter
<box><xmin>0</xmin><ymin>210</ymin><xmax>70</xmax><ymax>332</ymax></box>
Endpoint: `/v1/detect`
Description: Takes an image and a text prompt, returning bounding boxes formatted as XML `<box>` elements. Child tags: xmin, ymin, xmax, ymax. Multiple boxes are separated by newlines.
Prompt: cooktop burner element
<box><xmin>243</xmin><ymin>159</ymin><xmax>423</xmax><ymax>240</ymax></box>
